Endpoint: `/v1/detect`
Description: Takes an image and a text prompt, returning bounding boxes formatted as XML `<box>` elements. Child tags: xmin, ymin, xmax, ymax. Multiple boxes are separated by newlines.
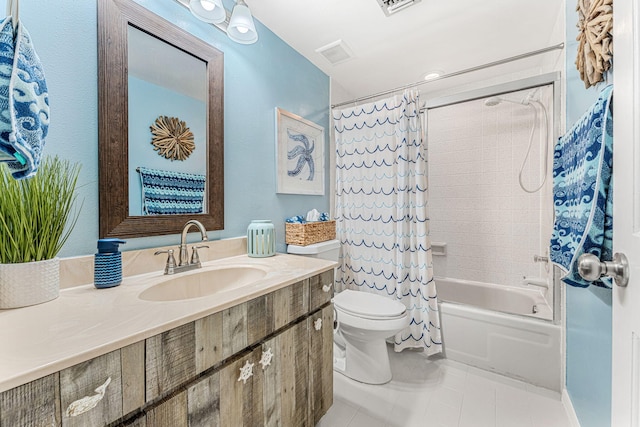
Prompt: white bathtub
<box><xmin>436</xmin><ymin>277</ymin><xmax>562</xmax><ymax>391</ymax></box>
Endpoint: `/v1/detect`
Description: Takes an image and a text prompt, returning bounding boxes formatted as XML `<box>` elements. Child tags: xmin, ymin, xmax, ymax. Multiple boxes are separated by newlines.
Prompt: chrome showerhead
<box><xmin>484</xmin><ymin>95</ymin><xmax>531</xmax><ymax>107</ymax></box>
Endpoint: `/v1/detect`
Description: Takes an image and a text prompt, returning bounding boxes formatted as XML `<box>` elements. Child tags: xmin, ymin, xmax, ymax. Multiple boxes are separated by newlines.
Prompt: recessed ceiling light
<box><xmin>423</xmin><ymin>70</ymin><xmax>444</xmax><ymax>81</ymax></box>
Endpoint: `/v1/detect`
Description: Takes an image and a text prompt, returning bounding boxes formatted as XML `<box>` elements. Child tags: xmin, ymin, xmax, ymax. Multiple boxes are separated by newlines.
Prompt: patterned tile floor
<box><xmin>318</xmin><ymin>347</ymin><xmax>572</xmax><ymax>427</ymax></box>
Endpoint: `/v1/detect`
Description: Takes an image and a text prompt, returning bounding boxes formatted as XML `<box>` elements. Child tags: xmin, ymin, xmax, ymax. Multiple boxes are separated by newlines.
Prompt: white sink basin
<box><xmin>139</xmin><ymin>266</ymin><xmax>267</xmax><ymax>302</ymax></box>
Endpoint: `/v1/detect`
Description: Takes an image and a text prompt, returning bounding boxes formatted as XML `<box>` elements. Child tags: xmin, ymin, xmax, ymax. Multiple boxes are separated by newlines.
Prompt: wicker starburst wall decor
<box><xmin>575</xmin><ymin>0</ymin><xmax>613</xmax><ymax>89</ymax></box>
<box><xmin>149</xmin><ymin>115</ymin><xmax>195</xmax><ymax>161</ymax></box>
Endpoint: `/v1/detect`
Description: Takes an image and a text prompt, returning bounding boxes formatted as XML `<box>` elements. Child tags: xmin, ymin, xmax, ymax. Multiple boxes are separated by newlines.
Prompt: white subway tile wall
<box><xmin>427</xmin><ymin>86</ymin><xmax>554</xmax><ymax>291</ymax></box>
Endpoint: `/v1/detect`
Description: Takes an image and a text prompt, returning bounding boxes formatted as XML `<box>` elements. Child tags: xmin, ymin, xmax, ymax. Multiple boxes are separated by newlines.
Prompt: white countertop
<box><xmin>0</xmin><ymin>253</ymin><xmax>336</xmax><ymax>393</ymax></box>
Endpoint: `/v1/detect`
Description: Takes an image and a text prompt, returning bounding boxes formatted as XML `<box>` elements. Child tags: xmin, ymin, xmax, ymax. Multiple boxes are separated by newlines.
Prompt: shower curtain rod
<box><xmin>330</xmin><ymin>42</ymin><xmax>565</xmax><ymax>109</ymax></box>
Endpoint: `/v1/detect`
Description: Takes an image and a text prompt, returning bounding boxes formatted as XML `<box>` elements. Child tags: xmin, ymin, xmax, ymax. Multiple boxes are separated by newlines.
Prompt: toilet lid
<box><xmin>333</xmin><ymin>290</ymin><xmax>406</xmax><ymax>320</ymax></box>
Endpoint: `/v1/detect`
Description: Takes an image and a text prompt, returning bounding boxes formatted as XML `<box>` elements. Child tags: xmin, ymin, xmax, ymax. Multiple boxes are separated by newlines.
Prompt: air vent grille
<box><xmin>315</xmin><ymin>40</ymin><xmax>355</xmax><ymax>65</ymax></box>
<box><xmin>376</xmin><ymin>0</ymin><xmax>422</xmax><ymax>16</ymax></box>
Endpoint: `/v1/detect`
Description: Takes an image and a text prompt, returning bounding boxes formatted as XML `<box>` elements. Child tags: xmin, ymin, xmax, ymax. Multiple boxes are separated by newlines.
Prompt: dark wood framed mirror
<box><xmin>98</xmin><ymin>0</ymin><xmax>224</xmax><ymax>238</ymax></box>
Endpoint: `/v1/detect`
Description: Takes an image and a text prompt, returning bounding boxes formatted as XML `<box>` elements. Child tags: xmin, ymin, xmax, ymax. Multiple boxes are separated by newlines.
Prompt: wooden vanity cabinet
<box><xmin>0</xmin><ymin>270</ymin><xmax>335</xmax><ymax>427</ymax></box>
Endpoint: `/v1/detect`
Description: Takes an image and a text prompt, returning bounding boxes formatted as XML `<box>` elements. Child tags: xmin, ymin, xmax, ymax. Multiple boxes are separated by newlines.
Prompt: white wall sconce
<box><xmin>180</xmin><ymin>0</ymin><xmax>258</xmax><ymax>45</ymax></box>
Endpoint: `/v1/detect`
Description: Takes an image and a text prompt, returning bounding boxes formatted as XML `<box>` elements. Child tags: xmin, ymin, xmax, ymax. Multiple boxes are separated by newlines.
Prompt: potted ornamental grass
<box><xmin>0</xmin><ymin>156</ymin><xmax>81</xmax><ymax>309</ymax></box>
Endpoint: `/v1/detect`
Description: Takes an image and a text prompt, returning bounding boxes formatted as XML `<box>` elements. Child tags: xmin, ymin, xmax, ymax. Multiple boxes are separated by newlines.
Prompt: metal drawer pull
<box><xmin>65</xmin><ymin>377</ymin><xmax>111</xmax><ymax>417</ymax></box>
<box><xmin>238</xmin><ymin>360</ymin><xmax>254</xmax><ymax>384</ymax></box>
<box><xmin>314</xmin><ymin>318</ymin><xmax>322</xmax><ymax>331</ymax></box>
<box><xmin>322</xmin><ymin>283</ymin><xmax>333</xmax><ymax>293</ymax></box>
<box><xmin>259</xmin><ymin>348</ymin><xmax>273</xmax><ymax>370</ymax></box>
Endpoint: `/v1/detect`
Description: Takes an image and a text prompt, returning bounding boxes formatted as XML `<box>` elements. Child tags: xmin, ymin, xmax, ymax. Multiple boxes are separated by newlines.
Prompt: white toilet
<box><xmin>287</xmin><ymin>240</ymin><xmax>409</xmax><ymax>385</ymax></box>
<box><xmin>332</xmin><ymin>290</ymin><xmax>408</xmax><ymax>384</ymax></box>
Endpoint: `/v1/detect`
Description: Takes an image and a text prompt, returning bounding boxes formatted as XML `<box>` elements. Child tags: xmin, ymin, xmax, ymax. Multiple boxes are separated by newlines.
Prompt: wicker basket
<box><xmin>285</xmin><ymin>220</ymin><xmax>336</xmax><ymax>246</ymax></box>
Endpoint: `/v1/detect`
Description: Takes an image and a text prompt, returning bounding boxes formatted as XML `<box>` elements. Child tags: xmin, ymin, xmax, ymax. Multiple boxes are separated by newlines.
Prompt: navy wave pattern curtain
<box><xmin>333</xmin><ymin>90</ymin><xmax>442</xmax><ymax>354</ymax></box>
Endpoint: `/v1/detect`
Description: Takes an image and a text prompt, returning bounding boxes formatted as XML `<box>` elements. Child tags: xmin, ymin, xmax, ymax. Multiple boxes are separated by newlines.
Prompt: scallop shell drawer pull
<box><xmin>238</xmin><ymin>360</ymin><xmax>254</xmax><ymax>384</ymax></box>
<box><xmin>65</xmin><ymin>377</ymin><xmax>111</xmax><ymax>417</ymax></box>
<box><xmin>322</xmin><ymin>283</ymin><xmax>333</xmax><ymax>293</ymax></box>
<box><xmin>314</xmin><ymin>318</ymin><xmax>323</xmax><ymax>331</ymax></box>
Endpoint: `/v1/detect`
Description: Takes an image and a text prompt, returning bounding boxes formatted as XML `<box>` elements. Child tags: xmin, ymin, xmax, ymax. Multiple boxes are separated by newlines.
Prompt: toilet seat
<box><xmin>334</xmin><ymin>290</ymin><xmax>406</xmax><ymax>320</ymax></box>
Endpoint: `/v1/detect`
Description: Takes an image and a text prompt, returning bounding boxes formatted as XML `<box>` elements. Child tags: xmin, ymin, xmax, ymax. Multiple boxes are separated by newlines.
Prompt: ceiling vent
<box><xmin>315</xmin><ymin>40</ymin><xmax>355</xmax><ymax>65</ymax></box>
<box><xmin>376</xmin><ymin>0</ymin><xmax>422</xmax><ymax>16</ymax></box>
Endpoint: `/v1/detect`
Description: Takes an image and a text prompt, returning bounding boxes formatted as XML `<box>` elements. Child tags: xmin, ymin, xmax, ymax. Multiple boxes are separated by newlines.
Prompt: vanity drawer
<box><xmin>60</xmin><ymin>350</ymin><xmax>124</xmax><ymax>427</ymax></box>
<box><xmin>309</xmin><ymin>269</ymin><xmax>334</xmax><ymax>312</ymax></box>
<box><xmin>274</xmin><ymin>279</ymin><xmax>309</xmax><ymax>329</ymax></box>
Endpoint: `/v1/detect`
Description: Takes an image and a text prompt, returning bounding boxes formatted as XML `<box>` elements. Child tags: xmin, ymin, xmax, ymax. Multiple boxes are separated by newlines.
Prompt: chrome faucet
<box><xmin>155</xmin><ymin>220</ymin><xmax>209</xmax><ymax>275</ymax></box>
<box><xmin>179</xmin><ymin>219</ymin><xmax>208</xmax><ymax>266</ymax></box>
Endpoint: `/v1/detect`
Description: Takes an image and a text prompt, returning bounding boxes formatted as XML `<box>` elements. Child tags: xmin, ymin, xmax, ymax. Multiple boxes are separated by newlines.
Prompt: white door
<box><xmin>612</xmin><ymin>1</ymin><xmax>640</xmax><ymax>426</ymax></box>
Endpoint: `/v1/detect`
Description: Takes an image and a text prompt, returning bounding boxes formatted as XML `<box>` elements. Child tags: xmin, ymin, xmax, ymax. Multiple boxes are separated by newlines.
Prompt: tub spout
<box><xmin>523</xmin><ymin>276</ymin><xmax>548</xmax><ymax>289</ymax></box>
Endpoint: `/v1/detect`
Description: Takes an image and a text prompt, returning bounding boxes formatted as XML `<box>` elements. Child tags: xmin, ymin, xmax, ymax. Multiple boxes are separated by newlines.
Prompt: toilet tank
<box><xmin>286</xmin><ymin>239</ymin><xmax>340</xmax><ymax>262</ymax></box>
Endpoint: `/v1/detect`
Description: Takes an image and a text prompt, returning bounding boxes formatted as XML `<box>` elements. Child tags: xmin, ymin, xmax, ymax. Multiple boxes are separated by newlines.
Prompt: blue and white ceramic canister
<box><xmin>94</xmin><ymin>238</ymin><xmax>126</xmax><ymax>289</ymax></box>
<box><xmin>247</xmin><ymin>220</ymin><xmax>276</xmax><ymax>258</ymax></box>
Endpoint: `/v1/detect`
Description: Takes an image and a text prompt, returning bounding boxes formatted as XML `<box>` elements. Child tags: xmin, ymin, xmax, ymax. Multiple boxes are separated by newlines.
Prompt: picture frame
<box><xmin>275</xmin><ymin>108</ymin><xmax>325</xmax><ymax>195</ymax></box>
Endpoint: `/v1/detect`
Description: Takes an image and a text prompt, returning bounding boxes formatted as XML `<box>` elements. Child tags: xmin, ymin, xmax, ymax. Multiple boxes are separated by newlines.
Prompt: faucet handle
<box><xmin>191</xmin><ymin>245</ymin><xmax>209</xmax><ymax>265</ymax></box>
<box><xmin>154</xmin><ymin>249</ymin><xmax>176</xmax><ymax>275</ymax></box>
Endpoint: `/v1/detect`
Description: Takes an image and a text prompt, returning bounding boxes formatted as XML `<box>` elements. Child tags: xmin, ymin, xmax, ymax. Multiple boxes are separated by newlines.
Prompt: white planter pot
<box><xmin>0</xmin><ymin>258</ymin><xmax>60</xmax><ymax>309</ymax></box>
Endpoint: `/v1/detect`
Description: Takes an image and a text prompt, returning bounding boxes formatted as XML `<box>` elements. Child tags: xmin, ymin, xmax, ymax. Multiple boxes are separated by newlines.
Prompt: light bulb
<box><xmin>200</xmin><ymin>0</ymin><xmax>215</xmax><ymax>11</ymax></box>
<box><xmin>237</xmin><ymin>26</ymin><xmax>249</xmax><ymax>34</ymax></box>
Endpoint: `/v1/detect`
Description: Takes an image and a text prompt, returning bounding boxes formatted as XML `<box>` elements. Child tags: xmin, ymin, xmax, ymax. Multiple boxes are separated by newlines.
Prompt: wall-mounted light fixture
<box><xmin>227</xmin><ymin>0</ymin><xmax>258</xmax><ymax>44</ymax></box>
<box><xmin>180</xmin><ymin>0</ymin><xmax>258</xmax><ymax>45</ymax></box>
<box><xmin>188</xmin><ymin>0</ymin><xmax>226</xmax><ymax>24</ymax></box>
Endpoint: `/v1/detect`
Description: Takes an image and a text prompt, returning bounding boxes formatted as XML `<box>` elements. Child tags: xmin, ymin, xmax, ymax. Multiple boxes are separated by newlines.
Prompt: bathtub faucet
<box><xmin>523</xmin><ymin>276</ymin><xmax>548</xmax><ymax>289</ymax></box>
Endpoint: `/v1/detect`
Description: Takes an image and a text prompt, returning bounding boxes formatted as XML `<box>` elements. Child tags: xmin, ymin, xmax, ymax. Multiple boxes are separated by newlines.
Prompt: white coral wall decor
<box><xmin>576</xmin><ymin>0</ymin><xmax>613</xmax><ymax>88</ymax></box>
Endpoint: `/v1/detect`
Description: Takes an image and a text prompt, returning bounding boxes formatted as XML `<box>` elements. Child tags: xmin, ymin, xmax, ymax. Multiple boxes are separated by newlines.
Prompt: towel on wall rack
<box><xmin>137</xmin><ymin>166</ymin><xmax>206</xmax><ymax>215</ymax></box>
<box><xmin>550</xmin><ymin>84</ymin><xmax>613</xmax><ymax>288</ymax></box>
<box><xmin>0</xmin><ymin>14</ymin><xmax>49</xmax><ymax>179</ymax></box>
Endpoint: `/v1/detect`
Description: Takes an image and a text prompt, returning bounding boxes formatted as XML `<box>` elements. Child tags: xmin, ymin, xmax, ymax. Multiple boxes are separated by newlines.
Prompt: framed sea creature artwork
<box><xmin>275</xmin><ymin>108</ymin><xmax>325</xmax><ymax>195</ymax></box>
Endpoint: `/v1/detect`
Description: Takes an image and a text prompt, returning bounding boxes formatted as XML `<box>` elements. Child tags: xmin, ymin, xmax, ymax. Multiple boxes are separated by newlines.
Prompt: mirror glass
<box><xmin>127</xmin><ymin>26</ymin><xmax>208</xmax><ymax>216</ymax></box>
<box><xmin>98</xmin><ymin>0</ymin><xmax>224</xmax><ymax>239</ymax></box>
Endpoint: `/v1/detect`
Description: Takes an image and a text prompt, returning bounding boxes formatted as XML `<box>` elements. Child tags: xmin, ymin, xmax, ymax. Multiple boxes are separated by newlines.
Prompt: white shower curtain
<box><xmin>333</xmin><ymin>90</ymin><xmax>442</xmax><ymax>354</ymax></box>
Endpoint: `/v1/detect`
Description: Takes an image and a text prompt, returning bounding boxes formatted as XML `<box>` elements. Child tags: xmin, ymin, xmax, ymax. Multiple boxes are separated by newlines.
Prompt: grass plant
<box><xmin>0</xmin><ymin>157</ymin><xmax>81</xmax><ymax>263</ymax></box>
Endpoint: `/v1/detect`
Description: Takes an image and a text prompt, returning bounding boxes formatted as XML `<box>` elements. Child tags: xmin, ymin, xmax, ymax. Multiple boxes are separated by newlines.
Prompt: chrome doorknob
<box><xmin>578</xmin><ymin>253</ymin><xmax>629</xmax><ymax>287</ymax></box>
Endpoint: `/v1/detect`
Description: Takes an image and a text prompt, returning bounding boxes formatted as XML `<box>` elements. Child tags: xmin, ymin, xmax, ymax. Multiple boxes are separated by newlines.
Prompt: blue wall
<box><xmin>128</xmin><ymin>76</ymin><xmax>207</xmax><ymax>216</ymax></box>
<box><xmin>3</xmin><ymin>0</ymin><xmax>330</xmax><ymax>256</ymax></box>
<box><xmin>565</xmin><ymin>3</ymin><xmax>612</xmax><ymax>427</ymax></box>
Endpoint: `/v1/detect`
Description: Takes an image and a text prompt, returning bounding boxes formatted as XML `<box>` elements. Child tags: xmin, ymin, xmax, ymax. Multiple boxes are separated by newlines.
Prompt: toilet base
<box><xmin>334</xmin><ymin>336</ymin><xmax>392</xmax><ymax>385</ymax></box>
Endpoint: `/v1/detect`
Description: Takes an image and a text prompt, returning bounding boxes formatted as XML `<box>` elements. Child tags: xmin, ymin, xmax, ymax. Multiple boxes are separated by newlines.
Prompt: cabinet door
<box><xmin>260</xmin><ymin>335</ymin><xmax>280</xmax><ymax>427</ymax></box>
<box><xmin>309</xmin><ymin>304</ymin><xmax>334</xmax><ymax>424</ymax></box>
<box><xmin>146</xmin><ymin>391</ymin><xmax>188</xmax><ymax>427</ymax></box>
<box><xmin>218</xmin><ymin>348</ymin><xmax>264</xmax><ymax>427</ymax></box>
<box><xmin>0</xmin><ymin>373</ymin><xmax>61</xmax><ymax>427</ymax></box>
<box><xmin>60</xmin><ymin>350</ymin><xmax>123</xmax><ymax>427</ymax></box>
<box><xmin>279</xmin><ymin>319</ymin><xmax>311</xmax><ymax>427</ymax></box>
<box><xmin>187</xmin><ymin>369</ymin><xmax>221</xmax><ymax>427</ymax></box>
<box><xmin>309</xmin><ymin>270</ymin><xmax>334</xmax><ymax>313</ymax></box>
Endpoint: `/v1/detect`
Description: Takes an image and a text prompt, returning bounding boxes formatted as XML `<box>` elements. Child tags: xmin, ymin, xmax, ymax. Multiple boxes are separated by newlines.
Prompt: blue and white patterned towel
<box><xmin>138</xmin><ymin>167</ymin><xmax>206</xmax><ymax>215</ymax></box>
<box><xmin>0</xmin><ymin>17</ymin><xmax>49</xmax><ymax>179</ymax></box>
<box><xmin>550</xmin><ymin>85</ymin><xmax>613</xmax><ymax>288</ymax></box>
